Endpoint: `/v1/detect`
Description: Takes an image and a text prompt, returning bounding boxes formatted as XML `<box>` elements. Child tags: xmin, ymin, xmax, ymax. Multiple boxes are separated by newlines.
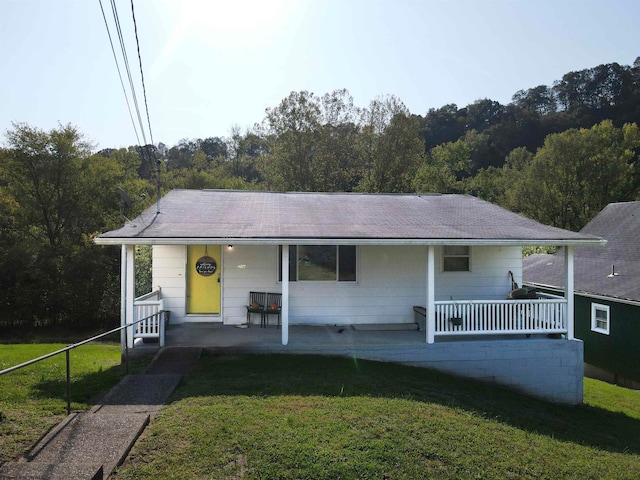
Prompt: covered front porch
<box><xmin>124</xmin><ymin>242</ymin><xmax>574</xmax><ymax>349</ymax></box>
<box><xmin>129</xmin><ymin>290</ymin><xmax>571</xmax><ymax>348</ymax></box>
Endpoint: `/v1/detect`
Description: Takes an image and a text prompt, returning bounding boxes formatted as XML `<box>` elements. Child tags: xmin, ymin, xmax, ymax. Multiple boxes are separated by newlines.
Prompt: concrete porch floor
<box><xmin>163</xmin><ymin>323</ymin><xmax>428</xmax><ymax>349</ymax></box>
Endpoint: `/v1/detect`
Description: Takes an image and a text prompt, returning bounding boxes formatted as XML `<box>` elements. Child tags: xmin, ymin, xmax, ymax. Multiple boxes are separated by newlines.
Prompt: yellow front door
<box><xmin>187</xmin><ymin>245</ymin><xmax>221</xmax><ymax>314</ymax></box>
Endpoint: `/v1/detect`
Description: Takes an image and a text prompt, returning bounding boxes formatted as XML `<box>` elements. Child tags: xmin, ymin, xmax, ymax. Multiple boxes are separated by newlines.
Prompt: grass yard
<box><xmin>114</xmin><ymin>353</ymin><xmax>640</xmax><ymax>480</ymax></box>
<box><xmin>0</xmin><ymin>343</ymin><xmax>151</xmax><ymax>462</ymax></box>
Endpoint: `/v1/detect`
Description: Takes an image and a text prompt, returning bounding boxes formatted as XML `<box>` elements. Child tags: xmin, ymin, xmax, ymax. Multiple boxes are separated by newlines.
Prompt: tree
<box><xmin>201</xmin><ymin>136</ymin><xmax>228</xmax><ymax>161</ymax></box>
<box><xmin>413</xmin><ymin>139</ymin><xmax>472</xmax><ymax>194</ymax></box>
<box><xmin>465</xmin><ymin>98</ymin><xmax>506</xmax><ymax>132</ymax></box>
<box><xmin>357</xmin><ymin>95</ymin><xmax>423</xmax><ymax>193</ymax></box>
<box><xmin>418</xmin><ymin>103</ymin><xmax>466</xmax><ymax>150</ymax></box>
<box><xmin>312</xmin><ymin>89</ymin><xmax>363</xmax><ymax>191</ymax></box>
<box><xmin>0</xmin><ymin>123</ymin><xmax>147</xmax><ymax>329</ymax></box>
<box><xmin>509</xmin><ymin>121</ymin><xmax>640</xmax><ymax>230</ymax></box>
<box><xmin>264</xmin><ymin>91</ymin><xmax>322</xmax><ymax>190</ymax></box>
<box><xmin>512</xmin><ymin>85</ymin><xmax>557</xmax><ymax>115</ymax></box>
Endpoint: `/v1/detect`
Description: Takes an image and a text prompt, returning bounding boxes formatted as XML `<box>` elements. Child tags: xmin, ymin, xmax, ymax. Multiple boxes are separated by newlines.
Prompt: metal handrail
<box><xmin>0</xmin><ymin>312</ymin><xmax>165</xmax><ymax>415</ymax></box>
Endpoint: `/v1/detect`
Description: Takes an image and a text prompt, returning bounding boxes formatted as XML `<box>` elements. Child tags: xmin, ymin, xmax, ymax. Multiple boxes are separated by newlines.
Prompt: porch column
<box><xmin>125</xmin><ymin>244</ymin><xmax>136</xmax><ymax>349</ymax></box>
<box><xmin>564</xmin><ymin>246</ymin><xmax>574</xmax><ymax>340</ymax></box>
<box><xmin>281</xmin><ymin>244</ymin><xmax>289</xmax><ymax>345</ymax></box>
<box><xmin>120</xmin><ymin>245</ymin><xmax>127</xmax><ymax>356</ymax></box>
<box><xmin>427</xmin><ymin>245</ymin><xmax>435</xmax><ymax>344</ymax></box>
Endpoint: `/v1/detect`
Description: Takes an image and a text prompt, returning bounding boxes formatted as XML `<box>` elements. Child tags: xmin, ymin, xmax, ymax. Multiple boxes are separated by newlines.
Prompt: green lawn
<box><xmin>114</xmin><ymin>353</ymin><xmax>640</xmax><ymax>480</ymax></box>
<box><xmin>0</xmin><ymin>343</ymin><xmax>151</xmax><ymax>462</ymax></box>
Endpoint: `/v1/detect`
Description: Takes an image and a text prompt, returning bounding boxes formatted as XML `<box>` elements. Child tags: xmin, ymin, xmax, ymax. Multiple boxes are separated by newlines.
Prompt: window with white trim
<box><xmin>278</xmin><ymin>245</ymin><xmax>357</xmax><ymax>282</ymax></box>
<box><xmin>591</xmin><ymin>303</ymin><xmax>610</xmax><ymax>335</ymax></box>
<box><xmin>443</xmin><ymin>246</ymin><xmax>470</xmax><ymax>272</ymax></box>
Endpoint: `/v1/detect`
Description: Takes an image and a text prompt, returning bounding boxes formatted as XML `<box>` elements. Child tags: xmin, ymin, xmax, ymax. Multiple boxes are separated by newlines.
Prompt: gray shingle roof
<box><xmin>524</xmin><ymin>201</ymin><xmax>640</xmax><ymax>303</ymax></box>
<box><xmin>96</xmin><ymin>189</ymin><xmax>603</xmax><ymax>246</ymax></box>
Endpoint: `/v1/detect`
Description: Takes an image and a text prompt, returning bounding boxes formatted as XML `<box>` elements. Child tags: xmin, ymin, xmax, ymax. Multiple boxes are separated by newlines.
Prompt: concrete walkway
<box><xmin>0</xmin><ymin>347</ymin><xmax>202</xmax><ymax>480</ymax></box>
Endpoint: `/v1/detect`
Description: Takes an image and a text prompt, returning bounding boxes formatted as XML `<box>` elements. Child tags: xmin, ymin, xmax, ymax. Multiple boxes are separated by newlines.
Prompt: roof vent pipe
<box><xmin>607</xmin><ymin>265</ymin><xmax>619</xmax><ymax>278</ymax></box>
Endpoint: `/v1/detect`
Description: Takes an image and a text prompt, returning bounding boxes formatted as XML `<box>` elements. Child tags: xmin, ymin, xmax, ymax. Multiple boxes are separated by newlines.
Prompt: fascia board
<box><xmin>94</xmin><ymin>237</ymin><xmax>607</xmax><ymax>247</ymax></box>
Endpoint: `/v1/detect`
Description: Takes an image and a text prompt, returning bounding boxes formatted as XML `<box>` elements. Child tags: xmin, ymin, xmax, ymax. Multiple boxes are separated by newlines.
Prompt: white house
<box><xmin>95</xmin><ymin>189</ymin><xmax>604</xmax><ymax>404</ymax></box>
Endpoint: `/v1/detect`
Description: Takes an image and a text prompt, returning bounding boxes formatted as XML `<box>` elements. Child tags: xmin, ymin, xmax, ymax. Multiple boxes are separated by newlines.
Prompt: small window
<box><xmin>278</xmin><ymin>245</ymin><xmax>357</xmax><ymax>282</ymax></box>
<box><xmin>591</xmin><ymin>303</ymin><xmax>610</xmax><ymax>335</ymax></box>
<box><xmin>443</xmin><ymin>246</ymin><xmax>470</xmax><ymax>272</ymax></box>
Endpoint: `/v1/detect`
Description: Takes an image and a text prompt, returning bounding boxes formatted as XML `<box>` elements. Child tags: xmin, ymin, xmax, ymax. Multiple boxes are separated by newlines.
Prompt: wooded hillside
<box><xmin>1</xmin><ymin>58</ymin><xmax>639</xmax><ymax>330</ymax></box>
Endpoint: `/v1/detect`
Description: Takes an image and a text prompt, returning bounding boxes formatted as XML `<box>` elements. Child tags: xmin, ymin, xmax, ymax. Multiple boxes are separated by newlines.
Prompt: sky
<box><xmin>1</xmin><ymin>0</ymin><xmax>639</xmax><ymax>151</ymax></box>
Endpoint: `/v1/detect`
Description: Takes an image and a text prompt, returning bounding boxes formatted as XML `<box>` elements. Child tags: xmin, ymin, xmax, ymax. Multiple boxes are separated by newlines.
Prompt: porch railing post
<box><xmin>66</xmin><ymin>350</ymin><xmax>71</xmax><ymax>415</ymax></box>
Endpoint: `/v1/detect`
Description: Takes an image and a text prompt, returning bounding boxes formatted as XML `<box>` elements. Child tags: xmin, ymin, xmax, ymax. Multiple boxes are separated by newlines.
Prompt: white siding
<box><xmin>222</xmin><ymin>245</ymin><xmax>280</xmax><ymax>325</ymax></box>
<box><xmin>286</xmin><ymin>245</ymin><xmax>427</xmax><ymax>325</ymax></box>
<box><xmin>152</xmin><ymin>245</ymin><xmax>187</xmax><ymax>321</ymax></box>
<box><xmin>152</xmin><ymin>244</ymin><xmax>523</xmax><ymax>326</ymax></box>
<box><xmin>435</xmin><ymin>246</ymin><xmax>522</xmax><ymax>301</ymax></box>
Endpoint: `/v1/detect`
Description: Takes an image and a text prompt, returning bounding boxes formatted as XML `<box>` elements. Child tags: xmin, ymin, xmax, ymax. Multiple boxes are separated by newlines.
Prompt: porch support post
<box><xmin>427</xmin><ymin>245</ymin><xmax>435</xmax><ymax>344</ymax></box>
<box><xmin>564</xmin><ymin>246</ymin><xmax>574</xmax><ymax>340</ymax></box>
<box><xmin>125</xmin><ymin>244</ymin><xmax>136</xmax><ymax>349</ymax></box>
<box><xmin>120</xmin><ymin>245</ymin><xmax>127</xmax><ymax>357</ymax></box>
<box><xmin>281</xmin><ymin>244</ymin><xmax>289</xmax><ymax>345</ymax></box>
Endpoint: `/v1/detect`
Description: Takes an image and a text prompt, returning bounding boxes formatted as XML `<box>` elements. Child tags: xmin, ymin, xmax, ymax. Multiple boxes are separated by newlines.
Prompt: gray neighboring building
<box><xmin>524</xmin><ymin>201</ymin><xmax>640</xmax><ymax>388</ymax></box>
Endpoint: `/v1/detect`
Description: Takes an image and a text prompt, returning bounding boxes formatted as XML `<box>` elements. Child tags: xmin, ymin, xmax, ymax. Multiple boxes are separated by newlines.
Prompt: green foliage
<box><xmin>357</xmin><ymin>98</ymin><xmax>424</xmax><ymax>193</ymax></box>
<box><xmin>0</xmin><ymin>343</ymin><xmax>152</xmax><ymax>462</ymax></box>
<box><xmin>413</xmin><ymin>138</ymin><xmax>472</xmax><ymax>194</ymax></box>
<box><xmin>522</xmin><ymin>246</ymin><xmax>558</xmax><ymax>257</ymax></box>
<box><xmin>0</xmin><ymin>124</ymin><xmax>149</xmax><ymax>330</ymax></box>
<box><xmin>135</xmin><ymin>245</ymin><xmax>152</xmax><ymax>297</ymax></box>
<box><xmin>1</xmin><ymin>58</ymin><xmax>639</xmax><ymax>330</ymax></box>
<box><xmin>264</xmin><ymin>90</ymin><xmax>322</xmax><ymax>191</ymax></box>
<box><xmin>509</xmin><ymin>120</ymin><xmax>639</xmax><ymax>230</ymax></box>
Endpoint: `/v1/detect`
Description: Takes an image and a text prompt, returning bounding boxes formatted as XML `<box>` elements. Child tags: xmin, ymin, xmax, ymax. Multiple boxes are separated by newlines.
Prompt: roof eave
<box><xmin>94</xmin><ymin>237</ymin><xmax>607</xmax><ymax>247</ymax></box>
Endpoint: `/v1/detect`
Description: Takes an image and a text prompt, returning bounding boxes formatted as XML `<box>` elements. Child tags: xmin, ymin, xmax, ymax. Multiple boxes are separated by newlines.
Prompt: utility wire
<box><xmin>129</xmin><ymin>0</ymin><xmax>160</xmax><ymax>213</ymax></box>
<box><xmin>98</xmin><ymin>0</ymin><xmax>140</xmax><ymax>145</ymax></box>
<box><xmin>109</xmin><ymin>0</ymin><xmax>148</xmax><ymax>145</ymax></box>
<box><xmin>99</xmin><ymin>0</ymin><xmax>161</xmax><ymax>213</ymax></box>
<box><xmin>130</xmin><ymin>0</ymin><xmax>154</xmax><ymax>146</ymax></box>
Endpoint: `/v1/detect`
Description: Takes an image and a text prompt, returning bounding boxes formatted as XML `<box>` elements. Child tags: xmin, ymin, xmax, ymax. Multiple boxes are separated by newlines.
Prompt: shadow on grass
<box><xmin>171</xmin><ymin>352</ymin><xmax>640</xmax><ymax>456</ymax></box>
<box><xmin>30</xmin><ymin>354</ymin><xmax>154</xmax><ymax>405</ymax></box>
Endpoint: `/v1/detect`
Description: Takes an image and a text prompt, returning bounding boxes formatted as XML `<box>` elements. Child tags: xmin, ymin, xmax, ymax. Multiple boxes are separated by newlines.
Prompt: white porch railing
<box><xmin>434</xmin><ymin>293</ymin><xmax>567</xmax><ymax>336</ymax></box>
<box><xmin>133</xmin><ymin>290</ymin><xmax>168</xmax><ymax>346</ymax></box>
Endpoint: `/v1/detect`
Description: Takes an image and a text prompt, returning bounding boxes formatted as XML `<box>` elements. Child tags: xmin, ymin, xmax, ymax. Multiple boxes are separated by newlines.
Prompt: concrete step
<box><xmin>0</xmin><ymin>462</ymin><xmax>103</xmax><ymax>480</ymax></box>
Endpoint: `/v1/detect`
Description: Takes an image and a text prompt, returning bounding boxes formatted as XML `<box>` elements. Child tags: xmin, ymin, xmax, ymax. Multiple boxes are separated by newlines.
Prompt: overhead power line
<box><xmin>108</xmin><ymin>0</ymin><xmax>148</xmax><ymax>145</ymax></box>
<box><xmin>98</xmin><ymin>0</ymin><xmax>161</xmax><ymax>213</ymax></box>
<box><xmin>98</xmin><ymin>0</ymin><xmax>141</xmax><ymax>145</ymax></box>
<box><xmin>130</xmin><ymin>0</ymin><xmax>154</xmax><ymax>146</ymax></box>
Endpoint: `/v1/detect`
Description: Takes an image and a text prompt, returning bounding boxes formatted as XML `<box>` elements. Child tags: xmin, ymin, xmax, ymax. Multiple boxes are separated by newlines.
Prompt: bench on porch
<box><xmin>246</xmin><ymin>292</ymin><xmax>282</xmax><ymax>328</ymax></box>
